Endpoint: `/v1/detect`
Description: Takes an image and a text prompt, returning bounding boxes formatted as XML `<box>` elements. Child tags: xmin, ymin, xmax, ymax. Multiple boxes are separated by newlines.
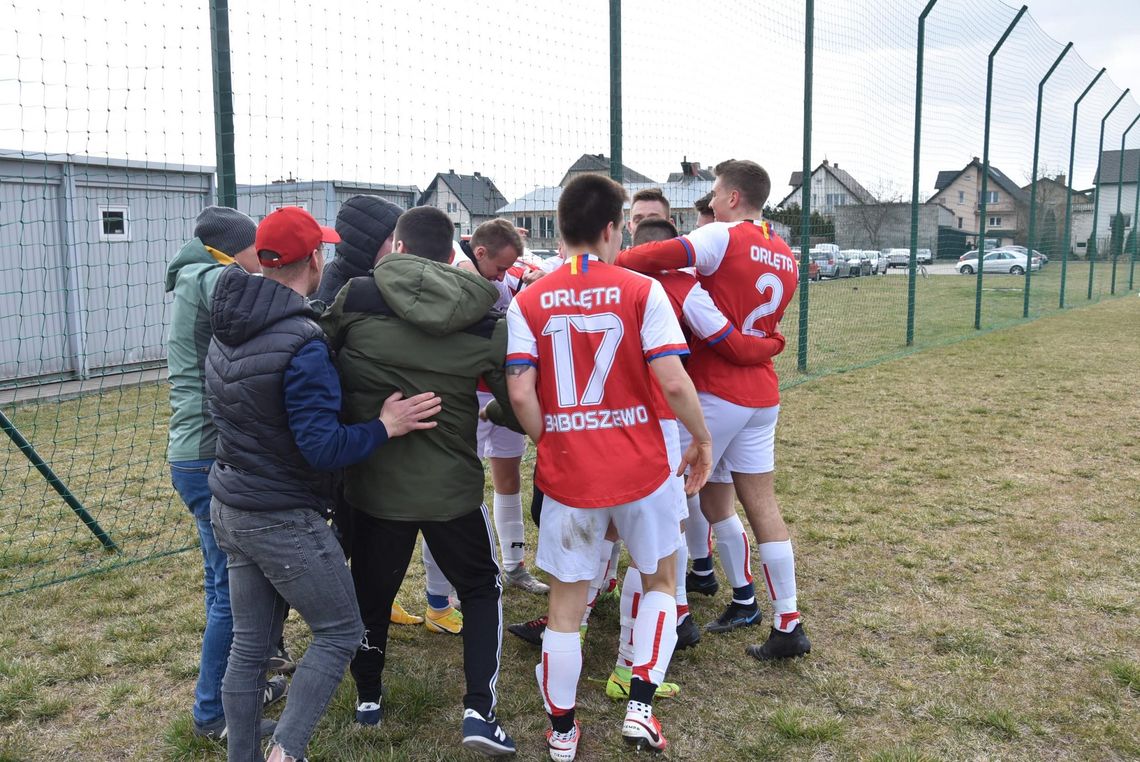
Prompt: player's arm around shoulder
<box><xmin>482</xmin><ymin>317</ymin><xmax>525</xmax><ymax>435</ymax></box>
<box><xmin>503</xmin><ymin>299</ymin><xmax>543</xmax><ymax>442</ymax></box>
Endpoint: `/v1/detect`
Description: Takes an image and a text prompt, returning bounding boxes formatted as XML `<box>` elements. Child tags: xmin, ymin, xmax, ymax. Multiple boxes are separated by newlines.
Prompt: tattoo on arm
<box><xmin>506</xmin><ymin>365</ymin><xmax>531</xmax><ymax>377</ymax></box>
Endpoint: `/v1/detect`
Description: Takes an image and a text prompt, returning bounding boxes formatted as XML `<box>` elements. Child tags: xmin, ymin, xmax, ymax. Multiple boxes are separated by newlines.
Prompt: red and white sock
<box><xmin>758</xmin><ymin>540</ymin><xmax>800</xmax><ymax>632</ymax></box>
<box><xmin>492</xmin><ymin>491</ymin><xmax>525</xmax><ymax>571</ymax></box>
<box><xmin>630</xmin><ymin>590</ymin><xmax>678</xmax><ymax>688</ymax></box>
<box><xmin>583</xmin><ymin>539</ymin><xmax>615</xmax><ymax>626</ymax></box>
<box><xmin>712</xmin><ymin>515</ymin><xmax>753</xmax><ymax>593</ymax></box>
<box><xmin>674</xmin><ymin>540</ymin><xmax>689</xmax><ymax>623</ymax></box>
<box><xmin>616</xmin><ymin>566</ymin><xmax>641</xmax><ymax>668</ymax></box>
<box><xmin>684</xmin><ymin>495</ymin><xmax>713</xmax><ymax>564</ymax></box>
<box><xmin>537</xmin><ymin>629</ymin><xmax>581</xmax><ymax>718</ymax></box>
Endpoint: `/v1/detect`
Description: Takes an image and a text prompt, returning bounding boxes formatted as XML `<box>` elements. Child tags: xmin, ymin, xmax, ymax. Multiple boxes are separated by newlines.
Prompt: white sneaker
<box><xmin>505</xmin><ymin>564</ymin><xmax>549</xmax><ymax>594</ymax></box>
<box><xmin>622</xmin><ymin>700</ymin><xmax>667</xmax><ymax>752</ymax></box>
<box><xmin>545</xmin><ymin>719</ymin><xmax>580</xmax><ymax>762</ymax></box>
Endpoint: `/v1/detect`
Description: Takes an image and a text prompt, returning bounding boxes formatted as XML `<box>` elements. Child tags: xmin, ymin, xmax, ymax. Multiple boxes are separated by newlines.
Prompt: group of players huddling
<box><xmin>466</xmin><ymin>160</ymin><xmax>810</xmax><ymax>759</ymax></box>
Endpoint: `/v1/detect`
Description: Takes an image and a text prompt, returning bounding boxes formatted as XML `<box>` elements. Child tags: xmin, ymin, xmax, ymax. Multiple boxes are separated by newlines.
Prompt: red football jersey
<box><xmin>618</xmin><ymin>221</ymin><xmax>798</xmax><ymax>407</ymax></box>
<box><xmin>506</xmin><ymin>254</ymin><xmax>687</xmax><ymax>507</ymax></box>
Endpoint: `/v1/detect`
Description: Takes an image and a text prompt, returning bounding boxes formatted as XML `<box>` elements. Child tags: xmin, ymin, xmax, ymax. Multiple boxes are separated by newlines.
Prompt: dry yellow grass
<box><xmin>1</xmin><ymin>294</ymin><xmax>1138</xmax><ymax>760</ymax></box>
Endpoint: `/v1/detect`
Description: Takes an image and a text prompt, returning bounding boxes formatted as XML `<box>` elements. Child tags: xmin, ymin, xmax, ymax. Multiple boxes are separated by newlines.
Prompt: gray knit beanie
<box><xmin>194</xmin><ymin>206</ymin><xmax>257</xmax><ymax>257</ymax></box>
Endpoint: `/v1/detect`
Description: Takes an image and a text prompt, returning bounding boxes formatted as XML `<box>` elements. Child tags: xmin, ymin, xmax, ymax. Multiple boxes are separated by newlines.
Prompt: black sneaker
<box><xmin>746</xmin><ymin>623</ymin><xmax>811</xmax><ymax>661</ymax></box>
<box><xmin>266</xmin><ymin>643</ymin><xmax>296</xmax><ymax>675</ymax></box>
<box><xmin>675</xmin><ymin>615</ymin><xmax>701</xmax><ymax>650</ymax></box>
<box><xmin>685</xmin><ymin>570</ymin><xmax>719</xmax><ymax>597</ymax></box>
<box><xmin>263</xmin><ymin>675</ymin><xmax>288</xmax><ymax>708</ymax></box>
<box><xmin>193</xmin><ymin>716</ymin><xmax>276</xmax><ymax>741</ymax></box>
<box><xmin>705</xmin><ymin>601</ymin><xmax>761</xmax><ymax>634</ymax></box>
<box><xmin>507</xmin><ymin>615</ymin><xmax>547</xmax><ymax>646</ymax></box>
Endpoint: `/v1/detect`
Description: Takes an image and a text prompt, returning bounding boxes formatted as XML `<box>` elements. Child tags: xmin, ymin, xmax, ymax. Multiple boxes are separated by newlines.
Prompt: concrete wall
<box><xmin>834</xmin><ymin>203</ymin><xmax>951</xmax><ymax>253</ymax></box>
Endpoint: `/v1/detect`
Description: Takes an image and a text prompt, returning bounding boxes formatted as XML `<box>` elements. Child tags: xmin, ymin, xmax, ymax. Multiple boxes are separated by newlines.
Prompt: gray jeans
<box><xmin>211</xmin><ymin>500</ymin><xmax>363</xmax><ymax>762</ymax></box>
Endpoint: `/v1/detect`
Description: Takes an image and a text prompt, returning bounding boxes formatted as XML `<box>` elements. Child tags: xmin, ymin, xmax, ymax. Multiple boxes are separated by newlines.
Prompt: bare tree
<box><xmin>845</xmin><ymin>178</ymin><xmax>905</xmax><ymax>249</ymax></box>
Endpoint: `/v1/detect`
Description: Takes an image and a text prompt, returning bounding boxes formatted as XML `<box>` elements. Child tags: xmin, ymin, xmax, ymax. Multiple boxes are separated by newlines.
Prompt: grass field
<box><xmin>1</xmin><ymin>291</ymin><xmax>1137</xmax><ymax>760</ymax></box>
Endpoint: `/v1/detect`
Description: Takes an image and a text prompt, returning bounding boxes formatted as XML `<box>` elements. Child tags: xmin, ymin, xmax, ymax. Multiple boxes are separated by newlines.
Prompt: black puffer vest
<box><xmin>205</xmin><ymin>265</ymin><xmax>333</xmax><ymax>512</ymax></box>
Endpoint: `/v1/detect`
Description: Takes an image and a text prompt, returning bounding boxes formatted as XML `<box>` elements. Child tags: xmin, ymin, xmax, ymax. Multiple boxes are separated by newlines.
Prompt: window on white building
<box><xmin>989</xmin><ymin>216</ymin><xmax>1002</xmax><ymax>227</ymax></box>
<box><xmin>986</xmin><ymin>191</ymin><xmax>999</xmax><ymax>203</ymax></box>
<box><xmin>447</xmin><ymin>201</ymin><xmax>459</xmax><ymax>214</ymax></box>
<box><xmin>99</xmin><ymin>206</ymin><xmax>129</xmax><ymax>242</ymax></box>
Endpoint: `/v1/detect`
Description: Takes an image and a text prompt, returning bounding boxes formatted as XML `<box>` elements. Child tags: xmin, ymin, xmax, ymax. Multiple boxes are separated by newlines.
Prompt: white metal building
<box><xmin>0</xmin><ymin>150</ymin><xmax>213</xmax><ymax>384</ymax></box>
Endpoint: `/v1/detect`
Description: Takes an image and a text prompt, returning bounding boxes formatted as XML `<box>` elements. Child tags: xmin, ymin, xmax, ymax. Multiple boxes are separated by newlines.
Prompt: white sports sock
<box><xmin>606</xmin><ymin>540</ymin><xmax>622</xmax><ymax>589</ymax></box>
<box><xmin>685</xmin><ymin>495</ymin><xmax>712</xmax><ymax>564</ymax></box>
<box><xmin>492</xmin><ymin>491</ymin><xmax>525</xmax><ymax>571</ymax></box>
<box><xmin>712</xmin><ymin>515</ymin><xmax>753</xmax><ymax>591</ymax></box>
<box><xmin>616</xmin><ymin>566</ymin><xmax>642</xmax><ymax>668</ymax></box>
<box><xmin>536</xmin><ymin>629</ymin><xmax>581</xmax><ymax>718</ymax></box>
<box><xmin>630</xmin><ymin>590</ymin><xmax>678</xmax><ymax>687</ymax></box>
<box><xmin>674</xmin><ymin>538</ymin><xmax>689</xmax><ymax>620</ymax></box>
<box><xmin>583</xmin><ymin>539</ymin><xmax>615</xmax><ymax>624</ymax></box>
<box><xmin>758</xmin><ymin>540</ymin><xmax>800</xmax><ymax>632</ymax></box>
<box><xmin>422</xmin><ymin>538</ymin><xmax>451</xmax><ymax>598</ymax></box>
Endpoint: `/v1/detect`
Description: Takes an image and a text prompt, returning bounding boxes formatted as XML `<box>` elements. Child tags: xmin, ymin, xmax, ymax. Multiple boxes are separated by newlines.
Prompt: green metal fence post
<box><xmin>797</xmin><ymin>0</ymin><xmax>814</xmax><ymax>373</ymax></box>
<box><xmin>908</xmin><ymin>0</ymin><xmax>939</xmax><ymax>347</ymax></box>
<box><xmin>609</xmin><ymin>0</ymin><xmax>622</xmax><ymax>184</ymax></box>
<box><xmin>1089</xmin><ymin>89</ymin><xmax>1130</xmax><ymax>301</ymax></box>
<box><xmin>1023</xmin><ymin>42</ymin><xmax>1073</xmax><ymax>318</ymax></box>
<box><xmin>1061</xmin><ymin>68</ymin><xmax>1105</xmax><ymax>308</ymax></box>
<box><xmin>1132</xmin><ymin>141</ymin><xmax>1140</xmax><ymax>291</ymax></box>
<box><xmin>209</xmin><ymin>0</ymin><xmax>237</xmax><ymax>208</ymax></box>
<box><xmin>0</xmin><ymin>409</ymin><xmax>118</xmax><ymax>552</ymax></box>
<box><xmin>1110</xmin><ymin>112</ymin><xmax>1140</xmax><ymax>295</ymax></box>
<box><xmin>975</xmin><ymin>6</ymin><xmax>1027</xmax><ymax>330</ymax></box>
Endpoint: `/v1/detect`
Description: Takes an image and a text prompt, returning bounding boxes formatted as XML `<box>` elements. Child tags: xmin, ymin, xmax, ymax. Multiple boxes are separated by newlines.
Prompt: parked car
<box><xmin>886</xmin><ymin>248</ymin><xmax>911</xmax><ymax>268</ymax></box>
<box><xmin>811</xmin><ymin>248</ymin><xmax>844</xmax><ymax>278</ymax></box>
<box><xmin>917</xmin><ymin>248</ymin><xmax>932</xmax><ymax>264</ymax></box>
<box><xmin>956</xmin><ymin>250</ymin><xmax>1041</xmax><ymax>275</ymax></box>
<box><xmin>999</xmin><ymin>245</ymin><xmax>1046</xmax><ymax>265</ymax></box>
<box><xmin>959</xmin><ymin>249</ymin><xmax>979</xmax><ymax>263</ymax></box>
<box><xmin>840</xmin><ymin>250</ymin><xmax>872</xmax><ymax>276</ymax></box>
<box><xmin>863</xmin><ymin>250</ymin><xmax>889</xmax><ymax>274</ymax></box>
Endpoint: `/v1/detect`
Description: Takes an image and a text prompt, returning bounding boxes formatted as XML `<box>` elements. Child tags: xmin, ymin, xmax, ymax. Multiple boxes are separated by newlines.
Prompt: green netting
<box><xmin>1</xmin><ymin>0</ymin><xmax>1137</xmax><ymax>594</ymax></box>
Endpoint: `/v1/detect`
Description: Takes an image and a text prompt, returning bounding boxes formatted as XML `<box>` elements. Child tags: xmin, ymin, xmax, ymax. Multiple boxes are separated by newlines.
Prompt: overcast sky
<box><xmin>4</xmin><ymin>0</ymin><xmax>1139</xmax><ymax>204</ymax></box>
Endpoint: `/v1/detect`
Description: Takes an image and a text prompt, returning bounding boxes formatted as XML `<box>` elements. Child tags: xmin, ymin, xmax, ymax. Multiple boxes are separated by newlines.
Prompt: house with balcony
<box><xmin>929</xmin><ymin>157</ymin><xmax>1028</xmax><ymax>248</ymax></box>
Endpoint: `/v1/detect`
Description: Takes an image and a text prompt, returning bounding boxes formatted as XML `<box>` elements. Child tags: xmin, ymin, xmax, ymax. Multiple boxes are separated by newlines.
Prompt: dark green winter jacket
<box><xmin>320</xmin><ymin>254</ymin><xmax>519</xmax><ymax>522</ymax></box>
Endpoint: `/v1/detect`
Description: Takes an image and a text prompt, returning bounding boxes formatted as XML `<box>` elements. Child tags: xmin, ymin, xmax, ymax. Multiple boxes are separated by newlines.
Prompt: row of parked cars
<box><xmin>793</xmin><ymin>244</ymin><xmax>932</xmax><ymax>279</ymax></box>
<box><xmin>955</xmin><ymin>245</ymin><xmax>1046</xmax><ymax>275</ymax></box>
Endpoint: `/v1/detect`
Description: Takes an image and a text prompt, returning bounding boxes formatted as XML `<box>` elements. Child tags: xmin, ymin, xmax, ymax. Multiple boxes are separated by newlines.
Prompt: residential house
<box><xmin>499</xmin><ymin>180</ymin><xmax>716</xmax><ymax>250</ymax></box>
<box><xmin>929</xmin><ymin>157</ymin><xmax>1028</xmax><ymax>248</ymax></box>
<box><xmin>1091</xmin><ymin>148</ymin><xmax>1139</xmax><ymax>254</ymax></box>
<box><xmin>560</xmin><ymin>153</ymin><xmax>655</xmax><ymax>187</ymax></box>
<box><xmin>776</xmin><ymin>159</ymin><xmax>876</xmax><ymax>216</ymax></box>
<box><xmin>418</xmin><ymin>171</ymin><xmax>509</xmax><ymax>237</ymax></box>
<box><xmin>1018</xmin><ymin>174</ymin><xmax>1095</xmax><ymax>257</ymax></box>
<box><xmin>0</xmin><ymin>149</ymin><xmax>212</xmax><ymax>383</ymax></box>
<box><xmin>667</xmin><ymin>157</ymin><xmax>716</xmax><ymax>183</ymax></box>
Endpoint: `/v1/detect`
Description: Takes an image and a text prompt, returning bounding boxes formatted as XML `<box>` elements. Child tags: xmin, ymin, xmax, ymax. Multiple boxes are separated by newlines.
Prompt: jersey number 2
<box><xmin>742</xmin><ymin>274</ymin><xmax>784</xmax><ymax>337</ymax></box>
<box><xmin>542</xmin><ymin>313</ymin><xmax>624</xmax><ymax>407</ymax></box>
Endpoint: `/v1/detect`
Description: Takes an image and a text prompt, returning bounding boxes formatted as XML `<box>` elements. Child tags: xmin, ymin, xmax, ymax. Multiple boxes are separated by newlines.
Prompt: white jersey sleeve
<box><xmin>680</xmin><ymin>221</ymin><xmax>732</xmax><ymax>276</ymax></box>
<box><xmin>539</xmin><ymin>255</ymin><xmax>565</xmax><ymax>273</ymax></box>
<box><xmin>641</xmin><ymin>278</ymin><xmax>689</xmax><ymax>361</ymax></box>
<box><xmin>680</xmin><ymin>281</ymin><xmax>732</xmax><ymax>340</ymax></box>
<box><xmin>505</xmin><ymin>299</ymin><xmax>538</xmax><ymax>368</ymax></box>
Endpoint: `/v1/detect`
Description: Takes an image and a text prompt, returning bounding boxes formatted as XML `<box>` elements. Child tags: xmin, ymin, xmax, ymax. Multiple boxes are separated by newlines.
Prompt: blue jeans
<box><xmin>211</xmin><ymin>500</ymin><xmax>363</xmax><ymax>762</ymax></box>
<box><xmin>170</xmin><ymin>458</ymin><xmax>230</xmax><ymax>726</ymax></box>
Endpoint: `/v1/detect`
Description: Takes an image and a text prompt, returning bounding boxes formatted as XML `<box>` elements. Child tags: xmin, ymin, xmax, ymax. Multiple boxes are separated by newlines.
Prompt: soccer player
<box><xmin>616</xmin><ymin>159</ymin><xmax>811</xmax><ymax>661</ymax></box>
<box><xmin>506</xmin><ymin>174</ymin><xmax>713</xmax><ymax>759</ymax></box>
<box><xmin>694</xmin><ymin>191</ymin><xmax>715</xmax><ymax>228</ymax></box>
<box><xmin>457</xmin><ymin>220</ymin><xmax>549</xmax><ymax>594</ymax></box>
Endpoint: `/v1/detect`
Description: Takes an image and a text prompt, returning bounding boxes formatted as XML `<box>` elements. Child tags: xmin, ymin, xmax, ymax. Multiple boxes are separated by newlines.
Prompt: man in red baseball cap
<box><xmin>203</xmin><ymin>206</ymin><xmax>443</xmax><ymax>762</ymax></box>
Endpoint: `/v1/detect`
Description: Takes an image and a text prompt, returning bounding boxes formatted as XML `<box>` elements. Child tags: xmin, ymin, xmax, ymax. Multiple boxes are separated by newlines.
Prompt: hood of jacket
<box><xmin>210</xmin><ymin>265</ymin><xmax>319</xmax><ymax>346</ymax></box>
<box><xmin>334</xmin><ymin>194</ymin><xmax>403</xmax><ymax>273</ymax></box>
<box><xmin>166</xmin><ymin>237</ymin><xmax>226</xmax><ymax>293</ymax></box>
<box><xmin>372</xmin><ymin>254</ymin><xmax>499</xmax><ymax>336</ymax></box>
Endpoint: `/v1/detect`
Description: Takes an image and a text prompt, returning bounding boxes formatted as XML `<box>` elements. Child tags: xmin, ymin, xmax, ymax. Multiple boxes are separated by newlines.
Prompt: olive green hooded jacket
<box><xmin>320</xmin><ymin>254</ymin><xmax>519</xmax><ymax>521</ymax></box>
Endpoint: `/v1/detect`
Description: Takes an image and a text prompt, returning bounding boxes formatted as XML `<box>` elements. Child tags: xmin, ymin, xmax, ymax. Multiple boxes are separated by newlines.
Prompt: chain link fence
<box><xmin>2</xmin><ymin>0</ymin><xmax>1137</xmax><ymax>594</ymax></box>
